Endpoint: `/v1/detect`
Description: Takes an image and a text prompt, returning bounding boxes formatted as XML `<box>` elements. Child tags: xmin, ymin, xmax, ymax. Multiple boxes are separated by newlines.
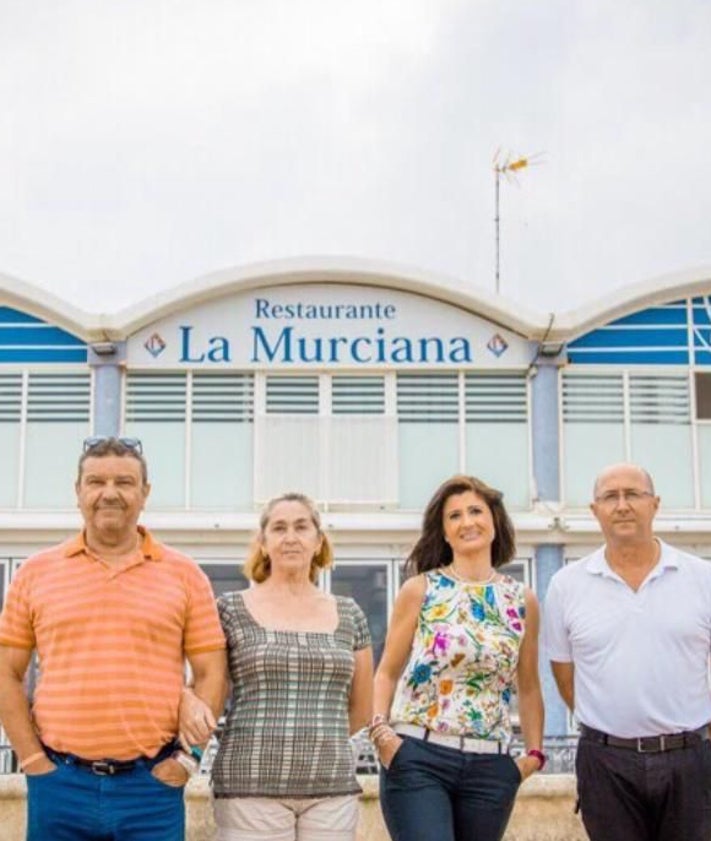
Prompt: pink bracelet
<box><xmin>526</xmin><ymin>748</ymin><xmax>546</xmax><ymax>770</ymax></box>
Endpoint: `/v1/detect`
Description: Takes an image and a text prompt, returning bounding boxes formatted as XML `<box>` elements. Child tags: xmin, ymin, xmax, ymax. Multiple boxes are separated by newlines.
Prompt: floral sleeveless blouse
<box><xmin>390</xmin><ymin>569</ymin><xmax>526</xmax><ymax>742</ymax></box>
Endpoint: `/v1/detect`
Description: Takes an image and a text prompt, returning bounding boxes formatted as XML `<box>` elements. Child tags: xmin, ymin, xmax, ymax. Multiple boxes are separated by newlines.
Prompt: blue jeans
<box><xmin>26</xmin><ymin>754</ymin><xmax>185</xmax><ymax>841</ymax></box>
<box><xmin>379</xmin><ymin>735</ymin><xmax>521</xmax><ymax>841</ymax></box>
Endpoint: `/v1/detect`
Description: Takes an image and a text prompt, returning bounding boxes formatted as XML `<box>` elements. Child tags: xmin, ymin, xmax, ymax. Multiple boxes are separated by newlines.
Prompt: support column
<box><xmin>529</xmin><ymin>351</ymin><xmax>569</xmax><ymax>734</ymax></box>
<box><xmin>530</xmin><ymin>358</ymin><xmax>561</xmax><ymax>503</ymax></box>
<box><xmin>536</xmin><ymin>543</ymin><xmax>568</xmax><ymax>736</ymax></box>
<box><xmin>88</xmin><ymin>342</ymin><xmax>126</xmax><ymax>436</ymax></box>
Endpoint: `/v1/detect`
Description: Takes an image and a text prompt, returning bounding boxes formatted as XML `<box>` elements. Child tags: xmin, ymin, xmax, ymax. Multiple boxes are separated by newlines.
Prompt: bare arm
<box><xmin>179</xmin><ymin>648</ymin><xmax>229</xmax><ymax>748</ymax></box>
<box><xmin>515</xmin><ymin>589</ymin><xmax>545</xmax><ymax>780</ymax></box>
<box><xmin>373</xmin><ymin>575</ymin><xmax>425</xmax><ymax>719</ymax></box>
<box><xmin>551</xmin><ymin>661</ymin><xmax>575</xmax><ymax>713</ymax></box>
<box><xmin>349</xmin><ymin>646</ymin><xmax>374</xmax><ymax>734</ymax></box>
<box><xmin>371</xmin><ymin>575</ymin><xmax>425</xmax><ymax>767</ymax></box>
<box><xmin>0</xmin><ymin>645</ymin><xmax>55</xmax><ymax>774</ymax></box>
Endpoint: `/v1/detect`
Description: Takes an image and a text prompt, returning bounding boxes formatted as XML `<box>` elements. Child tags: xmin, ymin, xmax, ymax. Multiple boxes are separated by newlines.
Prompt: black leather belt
<box><xmin>580</xmin><ymin>724</ymin><xmax>709</xmax><ymax>754</ymax></box>
<box><xmin>44</xmin><ymin>740</ymin><xmax>177</xmax><ymax>776</ymax></box>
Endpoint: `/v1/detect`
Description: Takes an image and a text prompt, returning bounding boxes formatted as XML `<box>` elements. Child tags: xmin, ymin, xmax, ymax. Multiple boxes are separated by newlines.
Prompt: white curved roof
<box><xmin>3</xmin><ymin>259</ymin><xmax>711</xmax><ymax>344</ymax></box>
<box><xmin>558</xmin><ymin>264</ymin><xmax>711</xmax><ymax>338</ymax></box>
<box><xmin>0</xmin><ymin>270</ymin><xmax>97</xmax><ymax>340</ymax></box>
<box><xmin>102</xmin><ymin>256</ymin><xmax>553</xmax><ymax>340</ymax></box>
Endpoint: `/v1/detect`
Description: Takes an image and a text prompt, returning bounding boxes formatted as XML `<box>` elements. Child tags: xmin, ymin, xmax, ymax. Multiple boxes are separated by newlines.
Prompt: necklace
<box><xmin>448</xmin><ymin>564</ymin><xmax>497</xmax><ymax>585</ymax></box>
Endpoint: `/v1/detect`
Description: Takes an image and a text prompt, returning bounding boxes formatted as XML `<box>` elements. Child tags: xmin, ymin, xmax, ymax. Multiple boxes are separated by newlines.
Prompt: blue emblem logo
<box><xmin>487</xmin><ymin>333</ymin><xmax>508</xmax><ymax>358</ymax></box>
<box><xmin>144</xmin><ymin>333</ymin><xmax>166</xmax><ymax>358</ymax></box>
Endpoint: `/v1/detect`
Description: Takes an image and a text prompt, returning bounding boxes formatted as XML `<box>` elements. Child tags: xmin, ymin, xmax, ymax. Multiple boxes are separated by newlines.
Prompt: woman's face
<box><xmin>442</xmin><ymin>490</ymin><xmax>496</xmax><ymax>559</ymax></box>
<box><xmin>261</xmin><ymin>499</ymin><xmax>323</xmax><ymax>575</ymax></box>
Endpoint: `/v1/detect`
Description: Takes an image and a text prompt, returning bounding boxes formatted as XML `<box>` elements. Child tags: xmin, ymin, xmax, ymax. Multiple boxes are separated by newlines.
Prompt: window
<box><xmin>123</xmin><ymin>372</ymin><xmax>254</xmax><ymax>510</ymax></box>
<box><xmin>695</xmin><ymin>373</ymin><xmax>711</xmax><ymax>507</ymax></box>
<box><xmin>199</xmin><ymin>563</ymin><xmax>249</xmax><ymax>599</ymax></box>
<box><xmin>329</xmin><ymin>562</ymin><xmax>389</xmax><ymax>665</ymax></box>
<box><xmin>562</xmin><ymin>371</ymin><xmax>694</xmax><ymax>508</ymax></box>
<box><xmin>255</xmin><ymin>374</ymin><xmax>396</xmax><ymax>505</ymax></box>
<box><xmin>0</xmin><ymin>558</ymin><xmax>8</xmax><ymax>608</ymax></box>
<box><xmin>397</xmin><ymin>374</ymin><xmax>459</xmax><ymax>508</ymax></box>
<box><xmin>465</xmin><ymin>374</ymin><xmax>529</xmax><ymax>507</ymax></box>
<box><xmin>0</xmin><ymin>371</ymin><xmax>91</xmax><ymax>508</ymax></box>
<box><xmin>694</xmin><ymin>372</ymin><xmax>711</xmax><ymax>419</ymax></box>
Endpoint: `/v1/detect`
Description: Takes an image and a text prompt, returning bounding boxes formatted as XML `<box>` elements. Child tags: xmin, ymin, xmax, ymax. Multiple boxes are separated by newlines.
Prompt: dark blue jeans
<box><xmin>25</xmin><ymin>755</ymin><xmax>185</xmax><ymax>841</ymax></box>
<box><xmin>379</xmin><ymin>735</ymin><xmax>522</xmax><ymax>841</ymax></box>
<box><xmin>576</xmin><ymin>735</ymin><xmax>711</xmax><ymax>841</ymax></box>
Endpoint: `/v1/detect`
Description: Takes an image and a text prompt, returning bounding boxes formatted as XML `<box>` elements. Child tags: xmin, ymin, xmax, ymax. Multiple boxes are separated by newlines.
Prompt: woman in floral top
<box><xmin>371</xmin><ymin>475</ymin><xmax>544</xmax><ymax>841</ymax></box>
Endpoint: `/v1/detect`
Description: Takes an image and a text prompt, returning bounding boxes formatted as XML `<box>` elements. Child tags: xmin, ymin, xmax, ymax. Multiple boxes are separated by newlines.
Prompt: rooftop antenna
<box><xmin>493</xmin><ymin>149</ymin><xmax>544</xmax><ymax>295</ymax></box>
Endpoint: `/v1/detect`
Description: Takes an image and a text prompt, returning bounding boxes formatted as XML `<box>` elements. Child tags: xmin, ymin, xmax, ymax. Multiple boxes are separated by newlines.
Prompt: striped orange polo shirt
<box><xmin>0</xmin><ymin>527</ymin><xmax>225</xmax><ymax>760</ymax></box>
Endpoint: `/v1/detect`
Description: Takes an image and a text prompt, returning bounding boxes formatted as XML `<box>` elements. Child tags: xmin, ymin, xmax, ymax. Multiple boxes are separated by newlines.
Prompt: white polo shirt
<box><xmin>544</xmin><ymin>540</ymin><xmax>711</xmax><ymax>737</ymax></box>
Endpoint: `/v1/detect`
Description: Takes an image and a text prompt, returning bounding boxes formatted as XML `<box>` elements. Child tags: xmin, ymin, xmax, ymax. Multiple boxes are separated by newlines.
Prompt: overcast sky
<box><xmin>2</xmin><ymin>0</ymin><xmax>710</xmax><ymax>316</ymax></box>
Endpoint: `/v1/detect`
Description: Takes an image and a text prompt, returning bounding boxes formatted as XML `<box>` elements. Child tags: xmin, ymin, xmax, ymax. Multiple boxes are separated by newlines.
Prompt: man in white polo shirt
<box><xmin>544</xmin><ymin>462</ymin><xmax>711</xmax><ymax>841</ymax></box>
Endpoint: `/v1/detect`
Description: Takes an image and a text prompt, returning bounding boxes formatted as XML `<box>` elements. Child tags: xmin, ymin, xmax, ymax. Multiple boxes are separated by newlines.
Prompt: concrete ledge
<box><xmin>0</xmin><ymin>774</ymin><xmax>588</xmax><ymax>840</ymax></box>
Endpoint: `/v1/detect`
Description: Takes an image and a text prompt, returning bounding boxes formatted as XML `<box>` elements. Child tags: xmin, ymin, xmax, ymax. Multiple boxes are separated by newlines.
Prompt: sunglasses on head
<box><xmin>82</xmin><ymin>436</ymin><xmax>143</xmax><ymax>455</ymax></box>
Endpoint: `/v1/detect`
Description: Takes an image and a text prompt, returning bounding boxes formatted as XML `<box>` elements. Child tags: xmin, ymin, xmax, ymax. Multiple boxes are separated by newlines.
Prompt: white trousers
<box><xmin>213</xmin><ymin>793</ymin><xmax>359</xmax><ymax>841</ymax></box>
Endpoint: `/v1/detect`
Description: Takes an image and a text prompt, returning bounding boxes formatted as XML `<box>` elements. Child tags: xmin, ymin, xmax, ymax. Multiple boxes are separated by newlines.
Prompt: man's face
<box><xmin>590</xmin><ymin>465</ymin><xmax>659</xmax><ymax>545</ymax></box>
<box><xmin>76</xmin><ymin>455</ymin><xmax>150</xmax><ymax>540</ymax></box>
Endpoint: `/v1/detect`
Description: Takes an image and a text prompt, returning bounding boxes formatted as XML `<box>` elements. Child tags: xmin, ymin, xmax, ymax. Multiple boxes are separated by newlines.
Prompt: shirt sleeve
<box><xmin>542</xmin><ymin>572</ymin><xmax>573</xmax><ymax>663</ymax></box>
<box><xmin>350</xmin><ymin>599</ymin><xmax>372</xmax><ymax>651</ymax></box>
<box><xmin>183</xmin><ymin>564</ymin><xmax>227</xmax><ymax>655</ymax></box>
<box><xmin>0</xmin><ymin>565</ymin><xmax>36</xmax><ymax>649</ymax></box>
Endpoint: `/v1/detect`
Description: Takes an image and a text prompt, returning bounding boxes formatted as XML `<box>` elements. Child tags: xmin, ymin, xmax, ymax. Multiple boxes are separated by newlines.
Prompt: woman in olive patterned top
<box><xmin>211</xmin><ymin>493</ymin><xmax>373</xmax><ymax>841</ymax></box>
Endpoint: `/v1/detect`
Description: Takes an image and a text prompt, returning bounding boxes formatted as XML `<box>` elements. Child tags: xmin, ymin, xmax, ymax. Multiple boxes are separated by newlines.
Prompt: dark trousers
<box><xmin>379</xmin><ymin>735</ymin><xmax>521</xmax><ymax>841</ymax></box>
<box><xmin>576</xmin><ymin>735</ymin><xmax>711</xmax><ymax>841</ymax></box>
<box><xmin>26</xmin><ymin>755</ymin><xmax>185</xmax><ymax>841</ymax></box>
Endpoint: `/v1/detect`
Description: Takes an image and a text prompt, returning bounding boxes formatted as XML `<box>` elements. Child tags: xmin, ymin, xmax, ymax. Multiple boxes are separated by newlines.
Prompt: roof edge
<box><xmin>101</xmin><ymin>256</ymin><xmax>552</xmax><ymax>339</ymax></box>
<box><xmin>558</xmin><ymin>265</ymin><xmax>711</xmax><ymax>337</ymax></box>
<box><xmin>0</xmin><ymin>271</ymin><xmax>100</xmax><ymax>341</ymax></box>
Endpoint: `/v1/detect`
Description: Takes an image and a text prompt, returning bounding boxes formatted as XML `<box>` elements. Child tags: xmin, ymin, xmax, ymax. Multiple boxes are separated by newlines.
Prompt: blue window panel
<box><xmin>0</xmin><ymin>307</ymin><xmax>43</xmax><ymax>324</ymax></box>
<box><xmin>569</xmin><ymin>328</ymin><xmax>687</xmax><ymax>350</ymax></box>
<box><xmin>691</xmin><ymin>301</ymin><xmax>711</xmax><ymax>326</ymax></box>
<box><xmin>0</xmin><ymin>348</ymin><xmax>88</xmax><ymax>363</ymax></box>
<box><xmin>609</xmin><ymin>307</ymin><xmax>688</xmax><ymax>327</ymax></box>
<box><xmin>694</xmin><ymin>349</ymin><xmax>711</xmax><ymax>366</ymax></box>
<box><xmin>0</xmin><ymin>327</ymin><xmax>86</xmax><ymax>346</ymax></box>
<box><xmin>567</xmin><ymin>350</ymin><xmax>689</xmax><ymax>365</ymax></box>
<box><xmin>0</xmin><ymin>306</ymin><xmax>86</xmax><ymax>363</ymax></box>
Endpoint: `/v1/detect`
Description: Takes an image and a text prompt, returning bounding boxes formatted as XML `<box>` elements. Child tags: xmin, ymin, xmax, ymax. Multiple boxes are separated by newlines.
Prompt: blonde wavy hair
<box><xmin>243</xmin><ymin>492</ymin><xmax>334</xmax><ymax>584</ymax></box>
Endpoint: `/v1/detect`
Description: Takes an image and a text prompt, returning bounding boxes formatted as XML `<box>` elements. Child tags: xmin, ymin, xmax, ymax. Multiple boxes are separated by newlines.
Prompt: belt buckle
<box><xmin>90</xmin><ymin>760</ymin><xmax>114</xmax><ymax>776</ymax></box>
<box><xmin>637</xmin><ymin>735</ymin><xmax>664</xmax><ymax>753</ymax></box>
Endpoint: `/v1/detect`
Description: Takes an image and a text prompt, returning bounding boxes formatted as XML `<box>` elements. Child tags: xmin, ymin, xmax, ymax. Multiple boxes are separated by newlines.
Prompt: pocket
<box><xmin>148</xmin><ymin>766</ymin><xmax>187</xmax><ymax>790</ymax></box>
<box><xmin>25</xmin><ymin>764</ymin><xmax>60</xmax><ymax>783</ymax></box>
<box><xmin>507</xmin><ymin>754</ymin><xmax>523</xmax><ymax>784</ymax></box>
<box><xmin>383</xmin><ymin>737</ymin><xmax>411</xmax><ymax>772</ymax></box>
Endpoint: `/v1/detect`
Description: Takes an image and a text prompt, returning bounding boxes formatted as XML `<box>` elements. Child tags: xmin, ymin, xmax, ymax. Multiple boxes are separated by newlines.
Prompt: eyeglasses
<box><xmin>82</xmin><ymin>436</ymin><xmax>143</xmax><ymax>455</ymax></box>
<box><xmin>594</xmin><ymin>489</ymin><xmax>654</xmax><ymax>506</ymax></box>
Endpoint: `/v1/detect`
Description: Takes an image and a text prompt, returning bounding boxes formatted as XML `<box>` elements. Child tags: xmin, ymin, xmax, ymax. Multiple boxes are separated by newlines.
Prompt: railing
<box><xmin>349</xmin><ymin>734</ymin><xmax>580</xmax><ymax>776</ymax></box>
<box><xmin>0</xmin><ymin>736</ymin><xmax>581</xmax><ymax>776</ymax></box>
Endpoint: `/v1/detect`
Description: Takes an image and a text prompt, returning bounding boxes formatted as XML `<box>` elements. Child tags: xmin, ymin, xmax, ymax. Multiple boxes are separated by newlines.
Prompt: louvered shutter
<box><xmin>464</xmin><ymin>373</ymin><xmax>529</xmax><ymax>507</ymax></box>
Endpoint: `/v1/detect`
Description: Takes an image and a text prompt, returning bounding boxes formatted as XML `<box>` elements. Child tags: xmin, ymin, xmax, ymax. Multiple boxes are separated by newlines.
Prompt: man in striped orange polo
<box><xmin>0</xmin><ymin>436</ymin><xmax>227</xmax><ymax>840</ymax></box>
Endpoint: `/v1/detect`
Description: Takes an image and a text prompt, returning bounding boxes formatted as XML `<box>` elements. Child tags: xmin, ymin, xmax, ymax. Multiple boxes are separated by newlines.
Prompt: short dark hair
<box><xmin>77</xmin><ymin>437</ymin><xmax>148</xmax><ymax>485</ymax></box>
<box><xmin>405</xmin><ymin>474</ymin><xmax>516</xmax><ymax>576</ymax></box>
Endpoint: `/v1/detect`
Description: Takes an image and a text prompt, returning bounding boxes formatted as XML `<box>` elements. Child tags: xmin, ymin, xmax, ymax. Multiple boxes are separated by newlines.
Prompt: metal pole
<box><xmin>494</xmin><ymin>169</ymin><xmax>501</xmax><ymax>295</ymax></box>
